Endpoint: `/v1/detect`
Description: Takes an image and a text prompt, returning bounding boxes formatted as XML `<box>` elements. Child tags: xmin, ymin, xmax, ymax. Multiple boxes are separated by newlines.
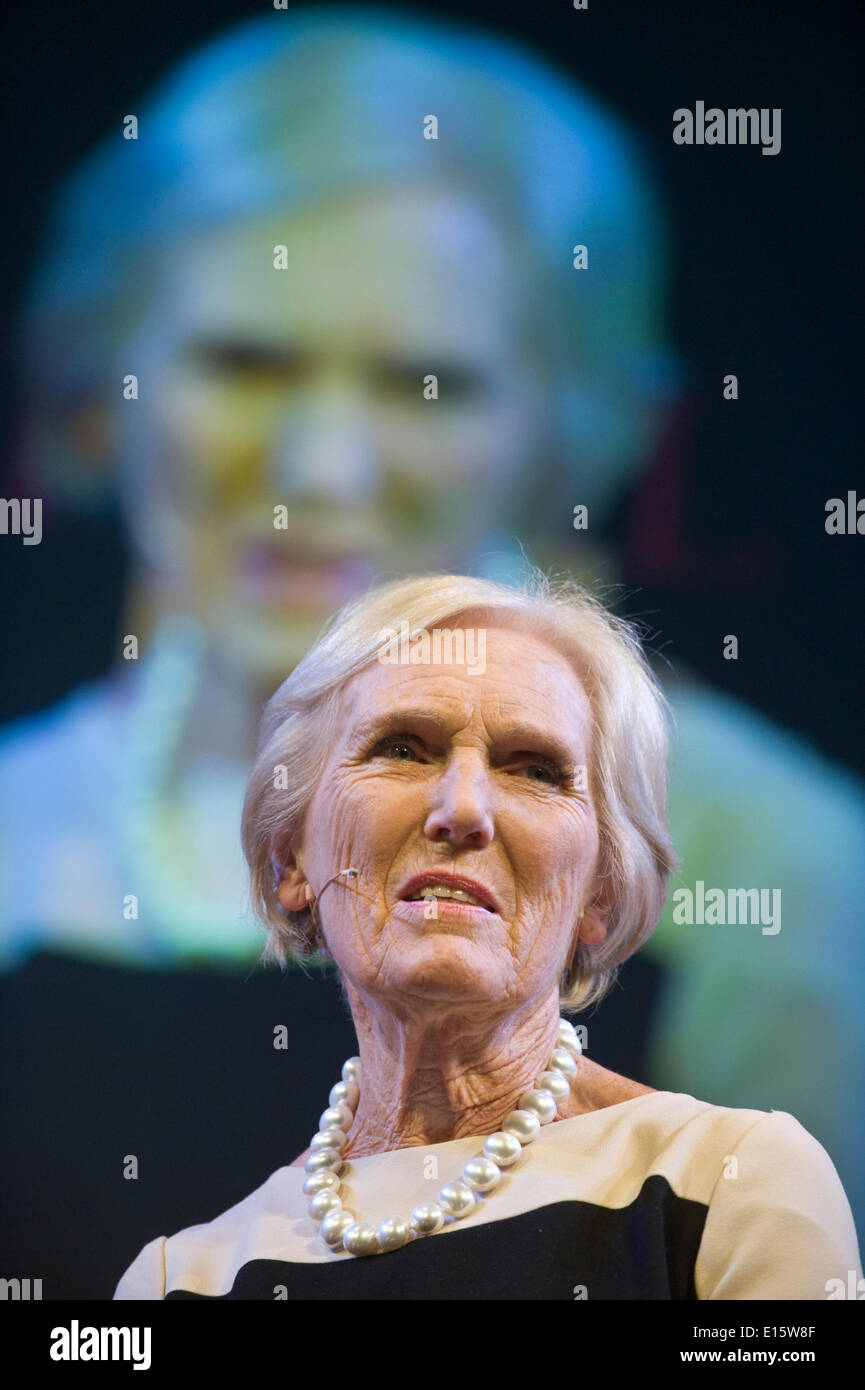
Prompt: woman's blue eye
<box><xmin>374</xmin><ymin>737</ymin><xmax>417</xmax><ymax>760</ymax></box>
<box><xmin>526</xmin><ymin>764</ymin><xmax>554</xmax><ymax>782</ymax></box>
<box><xmin>522</xmin><ymin>761</ymin><xmax>566</xmax><ymax>785</ymax></box>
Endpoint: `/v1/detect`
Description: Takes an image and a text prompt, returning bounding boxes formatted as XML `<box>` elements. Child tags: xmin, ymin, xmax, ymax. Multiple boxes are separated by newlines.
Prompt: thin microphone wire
<box><xmin>307</xmin><ymin>868</ymin><xmax>358</xmax><ymax>933</ymax></box>
<box><xmin>306</xmin><ymin>869</ymin><xmax>439</xmax><ymax>938</ymax></box>
<box><xmin>307</xmin><ymin>870</ymin><xmax>500</xmax><ymax>939</ymax></box>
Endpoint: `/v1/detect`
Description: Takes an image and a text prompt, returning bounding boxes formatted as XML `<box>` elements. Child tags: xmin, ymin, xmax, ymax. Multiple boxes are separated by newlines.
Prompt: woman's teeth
<box><xmin>413</xmin><ymin>885</ymin><xmax>486</xmax><ymax>907</ymax></box>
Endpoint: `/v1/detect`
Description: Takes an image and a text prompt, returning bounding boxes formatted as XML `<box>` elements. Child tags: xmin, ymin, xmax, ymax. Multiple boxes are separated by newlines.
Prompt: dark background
<box><xmin>1</xmin><ymin>0</ymin><xmax>863</xmax><ymax>1298</ymax></box>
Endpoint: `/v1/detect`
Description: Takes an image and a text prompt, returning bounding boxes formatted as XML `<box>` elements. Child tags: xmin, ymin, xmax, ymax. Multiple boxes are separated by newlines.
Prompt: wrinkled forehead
<box><xmin>146</xmin><ymin>184</ymin><xmax>532</xmax><ymax>354</ymax></box>
<box><xmin>335</xmin><ymin>619</ymin><xmax>594</xmax><ymax>753</ymax></box>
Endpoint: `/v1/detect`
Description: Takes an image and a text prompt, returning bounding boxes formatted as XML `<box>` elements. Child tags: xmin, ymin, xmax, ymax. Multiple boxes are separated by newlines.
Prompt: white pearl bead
<box><xmin>462</xmin><ymin>1156</ymin><xmax>502</xmax><ymax>1192</ymax></box>
<box><xmin>319</xmin><ymin>1103</ymin><xmax>353</xmax><ymax>1132</ymax></box>
<box><xmin>558</xmin><ymin>1017</ymin><xmax>578</xmax><ymax>1040</ymax></box>
<box><xmin>304</xmin><ymin>1148</ymin><xmax>343</xmax><ymax>1174</ymax></box>
<box><xmin>308</xmin><ymin>1189</ymin><xmax>342</xmax><ymax>1223</ymax></box>
<box><xmin>439</xmin><ymin>1181</ymin><xmax>477</xmax><ymax>1218</ymax></box>
<box><xmin>342</xmin><ymin>1222</ymin><xmax>379</xmax><ymax>1256</ymax></box>
<box><xmin>329</xmin><ymin>1079</ymin><xmax>360</xmax><ymax>1111</ymax></box>
<box><xmin>302</xmin><ymin>1170</ymin><xmax>340</xmax><ymax>1196</ymax></box>
<box><xmin>341</xmin><ymin>1057</ymin><xmax>361</xmax><ymax>1083</ymax></box>
<box><xmin>377</xmin><ymin>1216</ymin><xmax>411</xmax><ymax>1251</ymax></box>
<box><xmin>558</xmin><ymin>1033</ymin><xmax>583</xmax><ymax>1059</ymax></box>
<box><xmin>320</xmin><ymin>1209</ymin><xmax>355</xmax><ymax>1248</ymax></box>
<box><xmin>518</xmin><ymin>1089</ymin><xmax>558</xmax><ymax>1124</ymax></box>
<box><xmin>410</xmin><ymin>1202</ymin><xmax>445</xmax><ymax>1235</ymax></box>
<box><xmin>502</xmin><ymin>1109</ymin><xmax>541</xmax><ymax>1144</ymax></box>
<box><xmin>536</xmin><ymin>1069</ymin><xmax>570</xmax><ymax>1099</ymax></box>
<box><xmin>549</xmin><ymin>1047</ymin><xmax>578</xmax><ymax>1077</ymax></box>
<box><xmin>482</xmin><ymin>1131</ymin><xmax>522</xmax><ymax>1167</ymax></box>
<box><xmin>310</xmin><ymin>1128</ymin><xmax>347</xmax><ymax>1153</ymax></box>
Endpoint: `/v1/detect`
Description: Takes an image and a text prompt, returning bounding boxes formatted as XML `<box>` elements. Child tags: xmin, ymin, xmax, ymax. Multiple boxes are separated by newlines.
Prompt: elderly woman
<box><xmin>114</xmin><ymin>572</ymin><xmax>860</xmax><ymax>1299</ymax></box>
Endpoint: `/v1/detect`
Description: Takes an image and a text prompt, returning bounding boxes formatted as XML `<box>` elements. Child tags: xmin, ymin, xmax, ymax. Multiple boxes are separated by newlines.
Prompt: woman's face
<box><xmin>119</xmin><ymin>186</ymin><xmax>547</xmax><ymax>683</ymax></box>
<box><xmin>278</xmin><ymin>619</ymin><xmax>608</xmax><ymax>1020</ymax></box>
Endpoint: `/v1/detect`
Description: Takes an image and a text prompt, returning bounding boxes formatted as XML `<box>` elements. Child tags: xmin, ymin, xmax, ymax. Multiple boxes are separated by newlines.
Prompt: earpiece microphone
<box><xmin>305</xmin><ymin>868</ymin><xmax>360</xmax><ymax>933</ymax></box>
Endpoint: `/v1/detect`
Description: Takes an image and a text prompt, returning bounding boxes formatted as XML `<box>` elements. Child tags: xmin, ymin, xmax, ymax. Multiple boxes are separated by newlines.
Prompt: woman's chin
<box><xmin>385</xmin><ymin>935</ymin><xmax>506</xmax><ymax>998</ymax></box>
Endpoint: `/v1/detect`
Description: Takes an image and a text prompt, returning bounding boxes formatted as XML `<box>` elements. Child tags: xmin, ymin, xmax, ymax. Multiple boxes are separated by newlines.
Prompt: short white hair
<box><xmin>241</xmin><ymin>568</ymin><xmax>678</xmax><ymax>1012</ymax></box>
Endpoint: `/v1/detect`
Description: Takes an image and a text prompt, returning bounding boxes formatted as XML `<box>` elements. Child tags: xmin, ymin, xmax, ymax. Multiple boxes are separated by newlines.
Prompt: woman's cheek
<box><xmin>326</xmin><ymin>774</ymin><xmax>403</xmax><ymax>848</ymax></box>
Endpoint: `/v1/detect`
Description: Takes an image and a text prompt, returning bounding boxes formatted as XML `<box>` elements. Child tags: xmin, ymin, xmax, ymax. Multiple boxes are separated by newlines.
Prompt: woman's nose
<box><xmin>268</xmin><ymin>380</ymin><xmax>381</xmax><ymax>504</ymax></box>
<box><xmin>423</xmin><ymin>756</ymin><xmax>495</xmax><ymax>849</ymax></box>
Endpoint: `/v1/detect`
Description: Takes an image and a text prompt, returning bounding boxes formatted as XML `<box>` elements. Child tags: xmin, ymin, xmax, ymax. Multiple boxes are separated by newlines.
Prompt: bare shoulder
<box><xmin>564</xmin><ymin>1056</ymin><xmax>656</xmax><ymax>1117</ymax></box>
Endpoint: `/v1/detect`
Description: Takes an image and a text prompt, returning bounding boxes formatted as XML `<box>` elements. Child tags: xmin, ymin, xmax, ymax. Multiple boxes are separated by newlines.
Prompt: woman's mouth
<box><xmin>237</xmin><ymin>547</ymin><xmax>378</xmax><ymax>611</ymax></box>
<box><xmin>410</xmin><ymin>885</ymin><xmax>488</xmax><ymax>907</ymax></box>
<box><xmin>397</xmin><ymin>872</ymin><xmax>500</xmax><ymax>917</ymax></box>
<box><xmin>397</xmin><ymin>896</ymin><xmax>493</xmax><ymax>920</ymax></box>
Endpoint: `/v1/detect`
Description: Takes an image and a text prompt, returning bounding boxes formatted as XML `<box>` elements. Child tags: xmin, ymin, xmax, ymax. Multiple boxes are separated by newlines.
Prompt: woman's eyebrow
<box><xmin>181</xmin><ymin>334</ymin><xmax>303</xmax><ymax>368</ymax></box>
<box><xmin>491</xmin><ymin>722</ymin><xmax>581</xmax><ymax>771</ymax></box>
<box><xmin>352</xmin><ymin>708</ymin><xmax>454</xmax><ymax>744</ymax></box>
<box><xmin>351</xmin><ymin>710</ymin><xmax>580</xmax><ymax>766</ymax></box>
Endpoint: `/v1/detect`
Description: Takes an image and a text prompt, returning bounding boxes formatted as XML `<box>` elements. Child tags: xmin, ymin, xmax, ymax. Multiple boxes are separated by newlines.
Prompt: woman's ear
<box><xmin>271</xmin><ymin>846</ymin><xmax>309</xmax><ymax>914</ymax></box>
<box><xmin>578</xmin><ymin>902</ymin><xmax>610</xmax><ymax>947</ymax></box>
<box><xmin>579</xmin><ymin>877</ymin><xmax>613</xmax><ymax>946</ymax></box>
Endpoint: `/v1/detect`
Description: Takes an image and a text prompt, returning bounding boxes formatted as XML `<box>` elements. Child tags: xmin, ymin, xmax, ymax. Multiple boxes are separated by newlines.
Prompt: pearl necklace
<box><xmin>301</xmin><ymin>1018</ymin><xmax>583</xmax><ymax>1256</ymax></box>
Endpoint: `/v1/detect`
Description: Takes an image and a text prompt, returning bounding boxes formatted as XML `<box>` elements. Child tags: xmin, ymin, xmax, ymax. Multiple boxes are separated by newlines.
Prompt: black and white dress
<box><xmin>113</xmin><ymin>1091</ymin><xmax>861</xmax><ymax>1300</ymax></box>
